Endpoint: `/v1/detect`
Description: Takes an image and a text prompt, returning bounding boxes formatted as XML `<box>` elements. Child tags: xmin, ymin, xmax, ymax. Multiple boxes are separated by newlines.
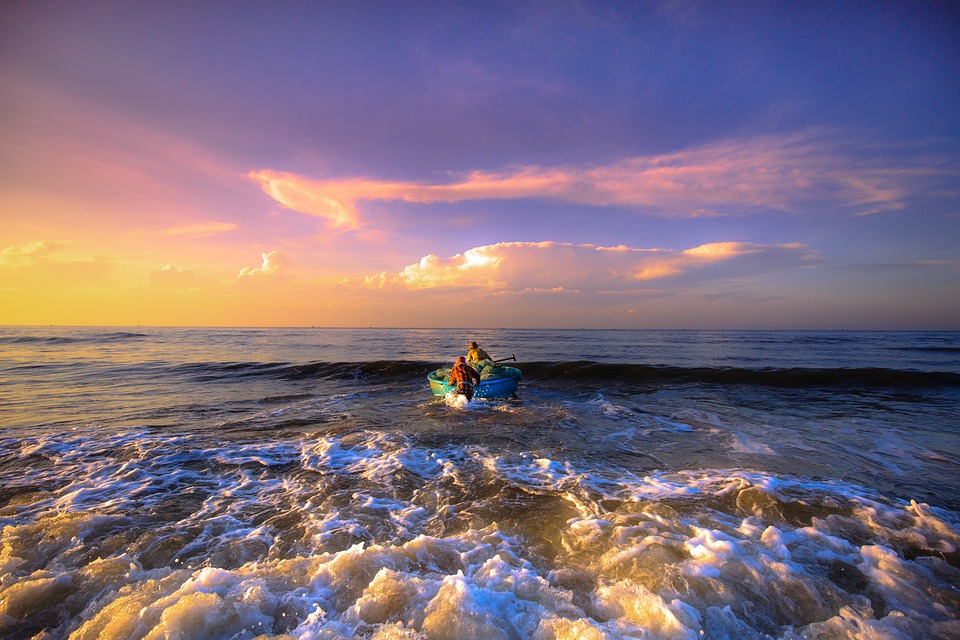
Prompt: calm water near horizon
<box><xmin>1</xmin><ymin>327</ymin><xmax>958</xmax><ymax>638</ymax></box>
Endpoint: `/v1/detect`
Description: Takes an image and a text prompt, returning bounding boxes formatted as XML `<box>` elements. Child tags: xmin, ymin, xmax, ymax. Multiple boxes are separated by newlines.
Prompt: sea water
<box><xmin>1</xmin><ymin>327</ymin><xmax>958</xmax><ymax>639</ymax></box>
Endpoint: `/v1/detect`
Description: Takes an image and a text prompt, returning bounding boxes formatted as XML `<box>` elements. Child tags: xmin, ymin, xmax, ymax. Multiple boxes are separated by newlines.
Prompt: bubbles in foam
<box><xmin>1</xmin><ymin>428</ymin><xmax>958</xmax><ymax>638</ymax></box>
<box><xmin>443</xmin><ymin>391</ymin><xmax>470</xmax><ymax>409</ymax></box>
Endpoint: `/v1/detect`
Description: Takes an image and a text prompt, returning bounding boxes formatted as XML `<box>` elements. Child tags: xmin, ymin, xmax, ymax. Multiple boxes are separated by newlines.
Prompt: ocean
<box><xmin>1</xmin><ymin>327</ymin><xmax>958</xmax><ymax>639</ymax></box>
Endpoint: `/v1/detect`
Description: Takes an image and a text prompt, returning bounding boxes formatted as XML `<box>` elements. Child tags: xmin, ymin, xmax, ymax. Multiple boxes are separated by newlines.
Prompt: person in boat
<box><xmin>450</xmin><ymin>355</ymin><xmax>481</xmax><ymax>400</ymax></box>
<box><xmin>467</xmin><ymin>341</ymin><xmax>491</xmax><ymax>364</ymax></box>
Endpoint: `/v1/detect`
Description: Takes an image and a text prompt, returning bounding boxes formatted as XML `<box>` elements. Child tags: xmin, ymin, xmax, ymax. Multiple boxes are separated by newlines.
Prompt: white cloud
<box><xmin>238</xmin><ymin>250</ymin><xmax>291</xmax><ymax>279</ymax></box>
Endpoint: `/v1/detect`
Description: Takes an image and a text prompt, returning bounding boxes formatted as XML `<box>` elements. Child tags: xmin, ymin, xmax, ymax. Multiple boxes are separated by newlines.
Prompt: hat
<box><xmin>456</xmin><ymin>356</ymin><xmax>466</xmax><ymax>363</ymax></box>
<box><xmin>469</xmin><ymin>341</ymin><xmax>478</xmax><ymax>348</ymax></box>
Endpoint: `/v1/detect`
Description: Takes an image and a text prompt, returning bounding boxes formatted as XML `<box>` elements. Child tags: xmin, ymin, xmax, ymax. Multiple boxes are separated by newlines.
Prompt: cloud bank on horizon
<box><xmin>360</xmin><ymin>240</ymin><xmax>818</xmax><ymax>292</ymax></box>
<box><xmin>1</xmin><ymin>1</ymin><xmax>958</xmax><ymax>328</ymax></box>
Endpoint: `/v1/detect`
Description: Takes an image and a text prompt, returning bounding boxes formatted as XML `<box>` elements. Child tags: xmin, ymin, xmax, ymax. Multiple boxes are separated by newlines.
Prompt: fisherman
<box><xmin>450</xmin><ymin>355</ymin><xmax>481</xmax><ymax>400</ymax></box>
<box><xmin>467</xmin><ymin>341</ymin><xmax>491</xmax><ymax>364</ymax></box>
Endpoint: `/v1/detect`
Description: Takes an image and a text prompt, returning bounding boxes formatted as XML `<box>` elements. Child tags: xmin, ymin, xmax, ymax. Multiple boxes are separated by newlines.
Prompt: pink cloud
<box><xmin>250</xmin><ymin>131</ymin><xmax>938</xmax><ymax>228</ymax></box>
<box><xmin>249</xmin><ymin>171</ymin><xmax>365</xmax><ymax>230</ymax></box>
<box><xmin>6</xmin><ymin>77</ymin><xmax>249</xmax><ymax>196</ymax></box>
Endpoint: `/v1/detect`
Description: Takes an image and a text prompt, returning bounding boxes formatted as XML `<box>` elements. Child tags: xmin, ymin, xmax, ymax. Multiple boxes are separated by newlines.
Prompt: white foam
<box><xmin>209</xmin><ymin>441</ymin><xmax>301</xmax><ymax>467</ymax></box>
<box><xmin>443</xmin><ymin>391</ymin><xmax>471</xmax><ymax>409</ymax></box>
<box><xmin>587</xmin><ymin>394</ymin><xmax>695</xmax><ymax>435</ymax></box>
<box><xmin>1</xmin><ymin>429</ymin><xmax>958</xmax><ymax>639</ymax></box>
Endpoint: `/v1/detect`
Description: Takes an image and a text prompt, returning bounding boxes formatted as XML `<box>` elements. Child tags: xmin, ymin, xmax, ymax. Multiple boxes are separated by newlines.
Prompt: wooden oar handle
<box><xmin>493</xmin><ymin>353</ymin><xmax>516</xmax><ymax>362</ymax></box>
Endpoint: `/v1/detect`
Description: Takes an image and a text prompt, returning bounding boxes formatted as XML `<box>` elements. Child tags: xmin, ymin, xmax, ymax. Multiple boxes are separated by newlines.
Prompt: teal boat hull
<box><xmin>428</xmin><ymin>366</ymin><xmax>521</xmax><ymax>399</ymax></box>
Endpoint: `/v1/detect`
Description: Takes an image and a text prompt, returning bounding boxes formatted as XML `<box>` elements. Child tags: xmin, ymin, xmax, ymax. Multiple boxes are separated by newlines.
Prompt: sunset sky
<box><xmin>2</xmin><ymin>1</ymin><xmax>958</xmax><ymax>328</ymax></box>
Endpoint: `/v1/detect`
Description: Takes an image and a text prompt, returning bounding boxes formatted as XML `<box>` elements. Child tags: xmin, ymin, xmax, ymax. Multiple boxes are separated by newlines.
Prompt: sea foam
<box><xmin>2</xmin><ymin>428</ymin><xmax>958</xmax><ymax>638</ymax></box>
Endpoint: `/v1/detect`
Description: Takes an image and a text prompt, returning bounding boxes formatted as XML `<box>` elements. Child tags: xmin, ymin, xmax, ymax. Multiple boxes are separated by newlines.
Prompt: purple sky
<box><xmin>1</xmin><ymin>1</ymin><xmax>958</xmax><ymax>328</ymax></box>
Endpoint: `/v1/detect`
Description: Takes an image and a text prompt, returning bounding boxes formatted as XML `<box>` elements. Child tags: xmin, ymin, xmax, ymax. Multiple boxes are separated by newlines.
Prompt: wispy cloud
<box><xmin>249</xmin><ymin>171</ymin><xmax>366</xmax><ymax>230</ymax></box>
<box><xmin>159</xmin><ymin>222</ymin><xmax>239</xmax><ymax>238</ymax></box>
<box><xmin>0</xmin><ymin>240</ymin><xmax>113</xmax><ymax>286</ymax></box>
<box><xmin>357</xmin><ymin>240</ymin><xmax>818</xmax><ymax>292</ymax></box>
<box><xmin>4</xmin><ymin>77</ymin><xmax>251</xmax><ymax>198</ymax></box>
<box><xmin>839</xmin><ymin>259</ymin><xmax>958</xmax><ymax>272</ymax></box>
<box><xmin>251</xmin><ymin>132</ymin><xmax>950</xmax><ymax>228</ymax></box>
<box><xmin>0</xmin><ymin>240</ymin><xmax>70</xmax><ymax>267</ymax></box>
<box><xmin>148</xmin><ymin>265</ymin><xmax>211</xmax><ymax>292</ymax></box>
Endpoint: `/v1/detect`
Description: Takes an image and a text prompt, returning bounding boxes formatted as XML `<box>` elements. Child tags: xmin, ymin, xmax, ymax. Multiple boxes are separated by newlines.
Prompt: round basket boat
<box><xmin>428</xmin><ymin>365</ymin><xmax>521</xmax><ymax>399</ymax></box>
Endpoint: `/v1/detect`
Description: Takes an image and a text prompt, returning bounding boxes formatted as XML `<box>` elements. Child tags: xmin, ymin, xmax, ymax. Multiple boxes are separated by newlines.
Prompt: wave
<box><xmin>167</xmin><ymin>360</ymin><xmax>431</xmax><ymax>381</ymax></box>
<box><xmin>13</xmin><ymin>353</ymin><xmax>955</xmax><ymax>390</ymax></box>
<box><xmin>0</xmin><ymin>331</ymin><xmax>149</xmax><ymax>345</ymax></box>
<box><xmin>158</xmin><ymin>359</ymin><xmax>960</xmax><ymax>390</ymax></box>
<box><xmin>891</xmin><ymin>345</ymin><xmax>960</xmax><ymax>353</ymax></box>
<box><xmin>519</xmin><ymin>361</ymin><xmax>960</xmax><ymax>389</ymax></box>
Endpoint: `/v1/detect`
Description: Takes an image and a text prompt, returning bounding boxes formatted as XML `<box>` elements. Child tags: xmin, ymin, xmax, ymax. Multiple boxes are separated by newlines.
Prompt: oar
<box><xmin>494</xmin><ymin>353</ymin><xmax>516</xmax><ymax>363</ymax></box>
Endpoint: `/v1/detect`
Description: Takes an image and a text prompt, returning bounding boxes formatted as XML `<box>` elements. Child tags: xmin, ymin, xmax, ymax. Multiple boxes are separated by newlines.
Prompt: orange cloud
<box><xmin>249</xmin><ymin>171</ymin><xmax>365</xmax><ymax>230</ymax></box>
<box><xmin>250</xmin><ymin>132</ymin><xmax>940</xmax><ymax>228</ymax></box>
<box><xmin>357</xmin><ymin>241</ymin><xmax>817</xmax><ymax>292</ymax></box>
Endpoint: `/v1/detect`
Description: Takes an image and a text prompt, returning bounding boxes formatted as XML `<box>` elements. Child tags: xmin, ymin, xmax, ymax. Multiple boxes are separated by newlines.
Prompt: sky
<box><xmin>1</xmin><ymin>0</ymin><xmax>958</xmax><ymax>329</ymax></box>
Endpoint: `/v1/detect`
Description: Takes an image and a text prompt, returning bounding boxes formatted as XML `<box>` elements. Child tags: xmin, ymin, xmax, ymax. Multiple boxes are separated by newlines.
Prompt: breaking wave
<box><xmin>152</xmin><ymin>360</ymin><xmax>960</xmax><ymax>390</ymax></box>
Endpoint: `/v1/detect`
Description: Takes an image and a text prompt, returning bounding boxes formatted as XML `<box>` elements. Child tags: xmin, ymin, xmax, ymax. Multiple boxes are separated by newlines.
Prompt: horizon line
<box><xmin>2</xmin><ymin>324</ymin><xmax>958</xmax><ymax>332</ymax></box>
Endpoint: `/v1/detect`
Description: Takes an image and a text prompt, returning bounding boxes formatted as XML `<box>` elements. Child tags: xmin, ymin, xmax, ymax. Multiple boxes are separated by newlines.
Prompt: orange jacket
<box><xmin>451</xmin><ymin>362</ymin><xmax>480</xmax><ymax>387</ymax></box>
